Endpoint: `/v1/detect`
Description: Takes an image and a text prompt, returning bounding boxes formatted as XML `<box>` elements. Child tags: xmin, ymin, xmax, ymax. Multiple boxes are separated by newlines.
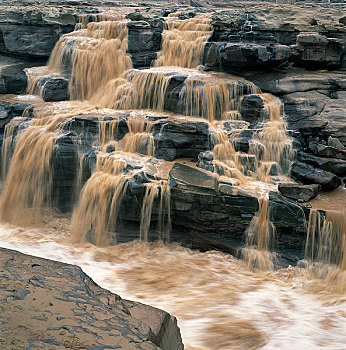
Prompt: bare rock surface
<box><xmin>278</xmin><ymin>183</ymin><xmax>321</xmax><ymax>202</ymax></box>
<box><xmin>0</xmin><ymin>247</ymin><xmax>183</xmax><ymax>350</ymax></box>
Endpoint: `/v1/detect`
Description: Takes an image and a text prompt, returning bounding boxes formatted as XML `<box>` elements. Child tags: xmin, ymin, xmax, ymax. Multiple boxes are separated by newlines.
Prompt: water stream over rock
<box><xmin>0</xmin><ymin>4</ymin><xmax>345</xmax><ymax>349</ymax></box>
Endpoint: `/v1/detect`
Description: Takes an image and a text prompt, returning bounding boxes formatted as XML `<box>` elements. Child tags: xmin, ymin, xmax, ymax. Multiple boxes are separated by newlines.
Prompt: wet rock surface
<box><xmin>0</xmin><ymin>97</ymin><xmax>32</xmax><ymax>148</ymax></box>
<box><xmin>168</xmin><ymin>163</ymin><xmax>308</xmax><ymax>262</ymax></box>
<box><xmin>0</xmin><ymin>247</ymin><xmax>184</xmax><ymax>350</ymax></box>
<box><xmin>0</xmin><ymin>55</ymin><xmax>46</xmax><ymax>94</ymax></box>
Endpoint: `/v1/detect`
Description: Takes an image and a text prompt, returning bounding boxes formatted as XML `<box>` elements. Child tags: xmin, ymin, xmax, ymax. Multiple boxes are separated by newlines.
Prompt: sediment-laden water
<box><xmin>0</xmin><ymin>221</ymin><xmax>345</xmax><ymax>350</ymax></box>
<box><xmin>0</xmin><ymin>8</ymin><xmax>345</xmax><ymax>349</ymax></box>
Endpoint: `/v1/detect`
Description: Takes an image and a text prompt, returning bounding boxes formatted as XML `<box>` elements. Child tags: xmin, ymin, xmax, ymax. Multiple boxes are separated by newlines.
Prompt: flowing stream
<box><xmin>0</xmin><ymin>221</ymin><xmax>345</xmax><ymax>350</ymax></box>
<box><xmin>0</xmin><ymin>9</ymin><xmax>345</xmax><ymax>349</ymax></box>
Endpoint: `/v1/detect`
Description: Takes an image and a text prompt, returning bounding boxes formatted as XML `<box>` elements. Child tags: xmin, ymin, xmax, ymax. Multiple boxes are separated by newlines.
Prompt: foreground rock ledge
<box><xmin>0</xmin><ymin>247</ymin><xmax>183</xmax><ymax>350</ymax></box>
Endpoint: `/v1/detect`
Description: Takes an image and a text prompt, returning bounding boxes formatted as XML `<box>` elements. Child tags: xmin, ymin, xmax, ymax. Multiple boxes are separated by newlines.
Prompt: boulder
<box><xmin>239</xmin><ymin>94</ymin><xmax>267</xmax><ymax>126</ymax></box>
<box><xmin>328</xmin><ymin>136</ymin><xmax>345</xmax><ymax>151</ymax></box>
<box><xmin>291</xmin><ymin>161</ymin><xmax>342</xmax><ymax>190</ymax></box>
<box><xmin>0</xmin><ymin>247</ymin><xmax>183</xmax><ymax>350</ymax></box>
<box><xmin>278</xmin><ymin>183</ymin><xmax>321</xmax><ymax>202</ymax></box>
<box><xmin>197</xmin><ymin>150</ymin><xmax>215</xmax><ymax>172</ymax></box>
<box><xmin>41</xmin><ymin>77</ymin><xmax>70</xmax><ymax>102</ymax></box>
<box><xmin>0</xmin><ymin>65</ymin><xmax>27</xmax><ymax>94</ymax></box>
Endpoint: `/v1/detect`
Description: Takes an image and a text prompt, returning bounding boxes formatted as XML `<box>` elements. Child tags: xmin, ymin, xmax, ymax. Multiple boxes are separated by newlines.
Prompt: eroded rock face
<box><xmin>152</xmin><ymin>120</ymin><xmax>211</xmax><ymax>161</ymax></box>
<box><xmin>0</xmin><ymin>98</ymin><xmax>31</xmax><ymax>148</ymax></box>
<box><xmin>292</xmin><ymin>33</ymin><xmax>344</xmax><ymax>68</ymax></box>
<box><xmin>168</xmin><ymin>163</ymin><xmax>308</xmax><ymax>262</ymax></box>
<box><xmin>0</xmin><ymin>247</ymin><xmax>184</xmax><ymax>350</ymax></box>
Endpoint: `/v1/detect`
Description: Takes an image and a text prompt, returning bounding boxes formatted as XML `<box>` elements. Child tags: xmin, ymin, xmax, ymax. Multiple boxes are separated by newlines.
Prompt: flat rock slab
<box><xmin>278</xmin><ymin>183</ymin><xmax>321</xmax><ymax>202</ymax></box>
<box><xmin>0</xmin><ymin>247</ymin><xmax>183</xmax><ymax>350</ymax></box>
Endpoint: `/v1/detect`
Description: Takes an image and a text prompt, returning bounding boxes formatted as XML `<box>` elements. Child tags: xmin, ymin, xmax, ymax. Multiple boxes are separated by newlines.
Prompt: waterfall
<box><xmin>305</xmin><ymin>209</ymin><xmax>346</xmax><ymax>269</ymax></box>
<box><xmin>154</xmin><ymin>13</ymin><xmax>212</xmax><ymax>68</ymax></box>
<box><xmin>242</xmin><ymin>195</ymin><xmax>278</xmax><ymax>270</ymax></box>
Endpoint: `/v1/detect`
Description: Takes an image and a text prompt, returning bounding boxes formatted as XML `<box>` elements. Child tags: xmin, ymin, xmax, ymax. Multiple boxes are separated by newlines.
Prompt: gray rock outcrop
<box><xmin>0</xmin><ymin>247</ymin><xmax>184</xmax><ymax>350</ymax></box>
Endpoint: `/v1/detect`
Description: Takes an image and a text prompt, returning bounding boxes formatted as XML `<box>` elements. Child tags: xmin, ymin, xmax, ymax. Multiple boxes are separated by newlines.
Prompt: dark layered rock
<box><xmin>239</xmin><ymin>94</ymin><xmax>267</xmax><ymax>126</ymax></box>
<box><xmin>0</xmin><ymin>98</ymin><xmax>32</xmax><ymax>148</ymax></box>
<box><xmin>291</xmin><ymin>161</ymin><xmax>342</xmax><ymax>190</ymax></box>
<box><xmin>268</xmin><ymin>191</ymin><xmax>309</xmax><ymax>263</ymax></box>
<box><xmin>297</xmin><ymin>151</ymin><xmax>346</xmax><ymax>177</ymax></box>
<box><xmin>126</xmin><ymin>17</ymin><xmax>163</xmax><ymax>68</ymax></box>
<box><xmin>169</xmin><ymin>163</ymin><xmax>259</xmax><ymax>244</ymax></box>
<box><xmin>328</xmin><ymin>136</ymin><xmax>345</xmax><ymax>151</ymax></box>
<box><xmin>197</xmin><ymin>150</ymin><xmax>215</xmax><ymax>172</ymax></box>
<box><xmin>278</xmin><ymin>183</ymin><xmax>321</xmax><ymax>202</ymax></box>
<box><xmin>0</xmin><ymin>247</ymin><xmax>183</xmax><ymax>350</ymax></box>
<box><xmin>41</xmin><ymin>77</ymin><xmax>70</xmax><ymax>102</ymax></box>
<box><xmin>152</xmin><ymin>119</ymin><xmax>211</xmax><ymax>161</ymax></box>
<box><xmin>0</xmin><ymin>5</ymin><xmax>85</xmax><ymax>59</ymax></box>
<box><xmin>320</xmin><ymin>91</ymin><xmax>346</xmax><ymax>146</ymax></box>
<box><xmin>246</xmin><ymin>71</ymin><xmax>346</xmax><ymax>96</ymax></box>
<box><xmin>268</xmin><ymin>191</ymin><xmax>308</xmax><ymax>234</ymax></box>
<box><xmin>203</xmin><ymin>42</ymin><xmax>291</xmax><ymax>70</ymax></box>
<box><xmin>244</xmin><ymin>71</ymin><xmax>346</xmax><ymax>146</ymax></box>
<box><xmin>292</xmin><ymin>33</ymin><xmax>344</xmax><ymax>68</ymax></box>
<box><xmin>168</xmin><ymin>163</ymin><xmax>309</xmax><ymax>259</ymax></box>
<box><xmin>309</xmin><ymin>140</ymin><xmax>346</xmax><ymax>160</ymax></box>
<box><xmin>52</xmin><ymin>134</ymin><xmax>79</xmax><ymax>212</ymax></box>
<box><xmin>210</xmin><ymin>6</ymin><xmax>346</xmax><ymax>70</ymax></box>
<box><xmin>0</xmin><ymin>65</ymin><xmax>27</xmax><ymax>94</ymax></box>
<box><xmin>281</xmin><ymin>90</ymin><xmax>329</xmax><ymax>132</ymax></box>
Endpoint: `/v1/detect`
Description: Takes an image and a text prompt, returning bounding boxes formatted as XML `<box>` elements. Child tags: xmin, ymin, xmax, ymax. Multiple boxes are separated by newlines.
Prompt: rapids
<box><xmin>0</xmin><ymin>223</ymin><xmax>345</xmax><ymax>350</ymax></box>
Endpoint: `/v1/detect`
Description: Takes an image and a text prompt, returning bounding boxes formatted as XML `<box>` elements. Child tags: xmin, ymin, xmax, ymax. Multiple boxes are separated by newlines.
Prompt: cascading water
<box><xmin>0</xmin><ymin>102</ymin><xmax>96</xmax><ymax>225</ymax></box>
<box><xmin>49</xmin><ymin>18</ymin><xmax>132</xmax><ymax>100</ymax></box>
<box><xmin>154</xmin><ymin>13</ymin><xmax>212</xmax><ymax>68</ymax></box>
<box><xmin>242</xmin><ymin>194</ymin><xmax>278</xmax><ymax>270</ymax></box>
<box><xmin>25</xmin><ymin>13</ymin><xmax>132</xmax><ymax>101</ymax></box>
<box><xmin>0</xmin><ymin>8</ymin><xmax>345</xmax><ymax>350</ymax></box>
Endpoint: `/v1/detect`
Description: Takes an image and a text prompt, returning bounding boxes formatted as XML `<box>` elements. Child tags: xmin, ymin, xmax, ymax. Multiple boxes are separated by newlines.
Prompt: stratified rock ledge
<box><xmin>0</xmin><ymin>247</ymin><xmax>184</xmax><ymax>350</ymax></box>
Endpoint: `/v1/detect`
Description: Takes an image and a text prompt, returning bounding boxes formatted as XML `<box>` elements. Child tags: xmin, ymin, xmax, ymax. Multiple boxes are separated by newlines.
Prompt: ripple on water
<box><xmin>0</xmin><ymin>222</ymin><xmax>345</xmax><ymax>349</ymax></box>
